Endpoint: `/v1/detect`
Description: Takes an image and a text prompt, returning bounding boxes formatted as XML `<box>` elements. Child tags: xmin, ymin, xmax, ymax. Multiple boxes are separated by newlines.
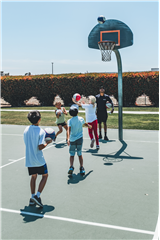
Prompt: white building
<box><xmin>151</xmin><ymin>68</ymin><xmax>159</xmax><ymax>71</ymax></box>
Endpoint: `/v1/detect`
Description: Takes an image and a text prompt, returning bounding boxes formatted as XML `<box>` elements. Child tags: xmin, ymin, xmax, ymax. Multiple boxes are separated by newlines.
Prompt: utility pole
<box><xmin>51</xmin><ymin>62</ymin><xmax>53</xmax><ymax>74</ymax></box>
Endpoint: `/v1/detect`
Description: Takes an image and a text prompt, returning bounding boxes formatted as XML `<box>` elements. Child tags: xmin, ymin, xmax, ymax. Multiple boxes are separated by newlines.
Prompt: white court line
<box><xmin>8</xmin><ymin>159</ymin><xmax>20</xmax><ymax>162</ymax></box>
<box><xmin>152</xmin><ymin>216</ymin><xmax>159</xmax><ymax>240</ymax></box>
<box><xmin>0</xmin><ymin>157</ymin><xmax>25</xmax><ymax>169</ymax></box>
<box><xmin>0</xmin><ymin>133</ymin><xmax>158</xmax><ymax>143</ymax></box>
<box><xmin>0</xmin><ymin>207</ymin><xmax>154</xmax><ymax>236</ymax></box>
<box><xmin>0</xmin><ymin>139</ymin><xmax>65</xmax><ymax>169</ymax></box>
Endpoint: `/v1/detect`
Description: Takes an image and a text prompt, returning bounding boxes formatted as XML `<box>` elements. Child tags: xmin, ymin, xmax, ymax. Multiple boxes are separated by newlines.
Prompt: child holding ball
<box><xmin>23</xmin><ymin>110</ymin><xmax>52</xmax><ymax>207</ymax></box>
<box><xmin>72</xmin><ymin>95</ymin><xmax>99</xmax><ymax>150</ymax></box>
<box><xmin>53</xmin><ymin>95</ymin><xmax>68</xmax><ymax>141</ymax></box>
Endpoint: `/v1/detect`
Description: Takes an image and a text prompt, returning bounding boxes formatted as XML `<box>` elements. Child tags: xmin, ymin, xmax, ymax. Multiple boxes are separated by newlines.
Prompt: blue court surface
<box><xmin>0</xmin><ymin>124</ymin><xmax>159</xmax><ymax>240</ymax></box>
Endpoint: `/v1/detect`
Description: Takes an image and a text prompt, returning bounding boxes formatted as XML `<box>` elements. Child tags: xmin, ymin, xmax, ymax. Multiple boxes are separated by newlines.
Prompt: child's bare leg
<box><xmin>37</xmin><ymin>173</ymin><xmax>48</xmax><ymax>193</ymax></box>
<box><xmin>78</xmin><ymin>155</ymin><xmax>83</xmax><ymax>167</ymax></box>
<box><xmin>56</xmin><ymin>125</ymin><xmax>63</xmax><ymax>138</ymax></box>
<box><xmin>63</xmin><ymin>125</ymin><xmax>68</xmax><ymax>139</ymax></box>
<box><xmin>70</xmin><ymin>156</ymin><xmax>74</xmax><ymax>166</ymax></box>
<box><xmin>30</xmin><ymin>174</ymin><xmax>37</xmax><ymax>194</ymax></box>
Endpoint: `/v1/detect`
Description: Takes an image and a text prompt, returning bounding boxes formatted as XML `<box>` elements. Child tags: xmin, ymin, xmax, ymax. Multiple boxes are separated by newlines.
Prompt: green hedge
<box><xmin>1</xmin><ymin>71</ymin><xmax>159</xmax><ymax>106</ymax></box>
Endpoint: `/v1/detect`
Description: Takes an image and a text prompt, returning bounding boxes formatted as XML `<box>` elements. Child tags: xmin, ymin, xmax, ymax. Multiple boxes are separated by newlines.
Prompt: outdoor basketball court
<box><xmin>0</xmin><ymin>124</ymin><xmax>159</xmax><ymax>239</ymax></box>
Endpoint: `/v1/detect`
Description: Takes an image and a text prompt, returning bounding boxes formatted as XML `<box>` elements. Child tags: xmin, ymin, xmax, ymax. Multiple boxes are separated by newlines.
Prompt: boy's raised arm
<box><xmin>72</xmin><ymin>98</ymin><xmax>82</xmax><ymax>107</ymax></box>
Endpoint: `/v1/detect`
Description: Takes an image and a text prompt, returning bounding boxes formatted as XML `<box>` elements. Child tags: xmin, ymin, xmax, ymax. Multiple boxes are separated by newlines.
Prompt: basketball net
<box><xmin>98</xmin><ymin>41</ymin><xmax>116</xmax><ymax>61</ymax></box>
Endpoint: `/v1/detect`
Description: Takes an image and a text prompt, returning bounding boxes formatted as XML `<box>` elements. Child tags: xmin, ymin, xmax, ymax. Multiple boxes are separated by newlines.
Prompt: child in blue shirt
<box><xmin>24</xmin><ymin>110</ymin><xmax>52</xmax><ymax>207</ymax></box>
<box><xmin>67</xmin><ymin>105</ymin><xmax>92</xmax><ymax>175</ymax></box>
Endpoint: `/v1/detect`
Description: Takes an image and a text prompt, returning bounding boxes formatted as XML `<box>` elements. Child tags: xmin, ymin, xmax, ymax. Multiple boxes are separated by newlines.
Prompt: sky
<box><xmin>0</xmin><ymin>0</ymin><xmax>159</xmax><ymax>76</ymax></box>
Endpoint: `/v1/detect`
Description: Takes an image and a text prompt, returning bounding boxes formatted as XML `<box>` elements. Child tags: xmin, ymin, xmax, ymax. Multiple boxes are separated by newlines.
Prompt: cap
<box><xmin>99</xmin><ymin>86</ymin><xmax>104</xmax><ymax>89</ymax></box>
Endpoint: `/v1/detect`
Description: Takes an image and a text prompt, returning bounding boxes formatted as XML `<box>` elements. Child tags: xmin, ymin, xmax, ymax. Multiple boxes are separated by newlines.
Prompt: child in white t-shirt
<box><xmin>72</xmin><ymin>96</ymin><xmax>99</xmax><ymax>150</ymax></box>
<box><xmin>24</xmin><ymin>111</ymin><xmax>52</xmax><ymax>207</ymax></box>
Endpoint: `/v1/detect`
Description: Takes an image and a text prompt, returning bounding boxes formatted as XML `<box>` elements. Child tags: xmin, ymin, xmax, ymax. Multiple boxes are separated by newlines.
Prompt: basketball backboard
<box><xmin>88</xmin><ymin>19</ymin><xmax>133</xmax><ymax>50</ymax></box>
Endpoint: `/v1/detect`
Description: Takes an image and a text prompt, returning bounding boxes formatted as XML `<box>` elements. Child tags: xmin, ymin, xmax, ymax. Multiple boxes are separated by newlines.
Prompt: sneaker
<box><xmin>53</xmin><ymin>136</ymin><xmax>57</xmax><ymax>142</ymax></box>
<box><xmin>90</xmin><ymin>139</ymin><xmax>95</xmax><ymax>148</ymax></box>
<box><xmin>29</xmin><ymin>198</ymin><xmax>36</xmax><ymax>206</ymax></box>
<box><xmin>80</xmin><ymin>166</ymin><xmax>85</xmax><ymax>175</ymax></box>
<box><xmin>96</xmin><ymin>145</ymin><xmax>100</xmax><ymax>150</ymax></box>
<box><xmin>99</xmin><ymin>134</ymin><xmax>102</xmax><ymax>139</ymax></box>
<box><xmin>68</xmin><ymin>166</ymin><xmax>74</xmax><ymax>174</ymax></box>
<box><xmin>104</xmin><ymin>136</ymin><xmax>109</xmax><ymax>141</ymax></box>
<box><xmin>32</xmin><ymin>195</ymin><xmax>43</xmax><ymax>207</ymax></box>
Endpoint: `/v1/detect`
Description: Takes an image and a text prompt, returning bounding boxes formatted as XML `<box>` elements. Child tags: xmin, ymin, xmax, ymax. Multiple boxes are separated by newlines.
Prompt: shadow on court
<box><xmin>92</xmin><ymin>140</ymin><xmax>143</xmax><ymax>165</ymax></box>
<box><xmin>67</xmin><ymin>170</ymin><xmax>93</xmax><ymax>185</ymax></box>
<box><xmin>20</xmin><ymin>205</ymin><xmax>55</xmax><ymax>223</ymax></box>
<box><xmin>83</xmin><ymin>148</ymin><xmax>98</xmax><ymax>153</ymax></box>
<box><xmin>82</xmin><ymin>140</ymin><xmax>116</xmax><ymax>154</ymax></box>
<box><xmin>99</xmin><ymin>139</ymin><xmax>116</xmax><ymax>143</ymax></box>
<box><xmin>55</xmin><ymin>143</ymin><xmax>67</xmax><ymax>148</ymax></box>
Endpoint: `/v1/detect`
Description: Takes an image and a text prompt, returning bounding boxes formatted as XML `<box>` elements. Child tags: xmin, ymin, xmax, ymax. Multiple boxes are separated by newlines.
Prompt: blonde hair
<box><xmin>89</xmin><ymin>95</ymin><xmax>96</xmax><ymax>108</ymax></box>
<box><xmin>53</xmin><ymin>95</ymin><xmax>64</xmax><ymax>106</ymax></box>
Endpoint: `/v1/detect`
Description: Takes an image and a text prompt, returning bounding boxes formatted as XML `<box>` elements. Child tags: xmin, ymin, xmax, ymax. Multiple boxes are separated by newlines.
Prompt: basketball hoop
<box><xmin>98</xmin><ymin>41</ymin><xmax>116</xmax><ymax>61</ymax></box>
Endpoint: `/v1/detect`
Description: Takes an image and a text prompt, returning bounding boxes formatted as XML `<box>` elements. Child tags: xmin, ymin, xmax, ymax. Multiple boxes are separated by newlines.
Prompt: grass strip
<box><xmin>1</xmin><ymin>106</ymin><xmax>159</xmax><ymax>112</ymax></box>
<box><xmin>1</xmin><ymin>111</ymin><xmax>159</xmax><ymax>130</ymax></box>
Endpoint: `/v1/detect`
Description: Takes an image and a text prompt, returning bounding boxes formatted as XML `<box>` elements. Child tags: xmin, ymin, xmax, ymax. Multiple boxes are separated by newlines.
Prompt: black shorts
<box><xmin>28</xmin><ymin>164</ymin><xmax>48</xmax><ymax>176</ymax></box>
<box><xmin>97</xmin><ymin>111</ymin><xmax>108</xmax><ymax>124</ymax></box>
<box><xmin>57</xmin><ymin>122</ymin><xmax>67</xmax><ymax>126</ymax></box>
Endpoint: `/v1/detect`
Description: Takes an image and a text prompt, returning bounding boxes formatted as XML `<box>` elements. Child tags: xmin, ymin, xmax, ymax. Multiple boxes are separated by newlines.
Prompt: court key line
<box><xmin>0</xmin><ymin>157</ymin><xmax>25</xmax><ymax>169</ymax></box>
<box><xmin>0</xmin><ymin>139</ymin><xmax>66</xmax><ymax>169</ymax></box>
<box><xmin>152</xmin><ymin>216</ymin><xmax>159</xmax><ymax>240</ymax></box>
<box><xmin>0</xmin><ymin>207</ymin><xmax>154</xmax><ymax>236</ymax></box>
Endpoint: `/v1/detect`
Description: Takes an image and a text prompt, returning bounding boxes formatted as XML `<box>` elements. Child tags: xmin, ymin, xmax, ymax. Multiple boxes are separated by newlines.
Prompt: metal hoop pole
<box><xmin>113</xmin><ymin>49</ymin><xmax>123</xmax><ymax>141</ymax></box>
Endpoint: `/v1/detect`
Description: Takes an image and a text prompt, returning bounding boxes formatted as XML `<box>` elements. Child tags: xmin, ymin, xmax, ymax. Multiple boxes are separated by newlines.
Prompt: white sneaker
<box><xmin>90</xmin><ymin>139</ymin><xmax>95</xmax><ymax>148</ymax></box>
<box><xmin>96</xmin><ymin>145</ymin><xmax>100</xmax><ymax>150</ymax></box>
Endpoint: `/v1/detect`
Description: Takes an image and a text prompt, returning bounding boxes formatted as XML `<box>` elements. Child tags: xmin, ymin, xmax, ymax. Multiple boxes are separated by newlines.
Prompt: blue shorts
<box><xmin>69</xmin><ymin>137</ymin><xmax>83</xmax><ymax>156</ymax></box>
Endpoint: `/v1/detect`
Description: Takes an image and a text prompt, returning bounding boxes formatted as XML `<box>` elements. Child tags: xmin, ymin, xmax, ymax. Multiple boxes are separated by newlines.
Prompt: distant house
<box><xmin>151</xmin><ymin>68</ymin><xmax>159</xmax><ymax>71</ymax></box>
<box><xmin>0</xmin><ymin>71</ymin><xmax>9</xmax><ymax>76</ymax></box>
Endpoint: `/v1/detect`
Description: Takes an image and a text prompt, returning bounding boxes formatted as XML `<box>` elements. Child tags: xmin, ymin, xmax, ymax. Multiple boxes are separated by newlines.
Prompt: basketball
<box><xmin>106</xmin><ymin>102</ymin><xmax>112</xmax><ymax>109</ymax></box>
<box><xmin>44</xmin><ymin>128</ymin><xmax>56</xmax><ymax>141</ymax></box>
<box><xmin>73</xmin><ymin>93</ymin><xmax>81</xmax><ymax>101</ymax></box>
<box><xmin>97</xmin><ymin>15</ymin><xmax>106</xmax><ymax>24</ymax></box>
<box><xmin>56</xmin><ymin>109</ymin><xmax>63</xmax><ymax>116</ymax></box>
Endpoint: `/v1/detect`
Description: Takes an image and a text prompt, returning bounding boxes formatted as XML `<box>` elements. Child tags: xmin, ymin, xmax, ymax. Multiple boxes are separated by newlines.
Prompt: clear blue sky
<box><xmin>1</xmin><ymin>0</ymin><xmax>159</xmax><ymax>75</ymax></box>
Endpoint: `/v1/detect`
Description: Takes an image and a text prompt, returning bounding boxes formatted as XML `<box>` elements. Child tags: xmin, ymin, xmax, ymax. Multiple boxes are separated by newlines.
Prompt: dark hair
<box><xmin>100</xmin><ymin>86</ymin><xmax>104</xmax><ymax>89</ymax></box>
<box><xmin>27</xmin><ymin>111</ymin><xmax>41</xmax><ymax>124</ymax></box>
<box><xmin>69</xmin><ymin>106</ymin><xmax>78</xmax><ymax>117</ymax></box>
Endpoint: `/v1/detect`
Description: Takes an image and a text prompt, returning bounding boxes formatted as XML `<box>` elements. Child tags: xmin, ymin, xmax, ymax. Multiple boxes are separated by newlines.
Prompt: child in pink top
<box><xmin>72</xmin><ymin>96</ymin><xmax>99</xmax><ymax>150</ymax></box>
